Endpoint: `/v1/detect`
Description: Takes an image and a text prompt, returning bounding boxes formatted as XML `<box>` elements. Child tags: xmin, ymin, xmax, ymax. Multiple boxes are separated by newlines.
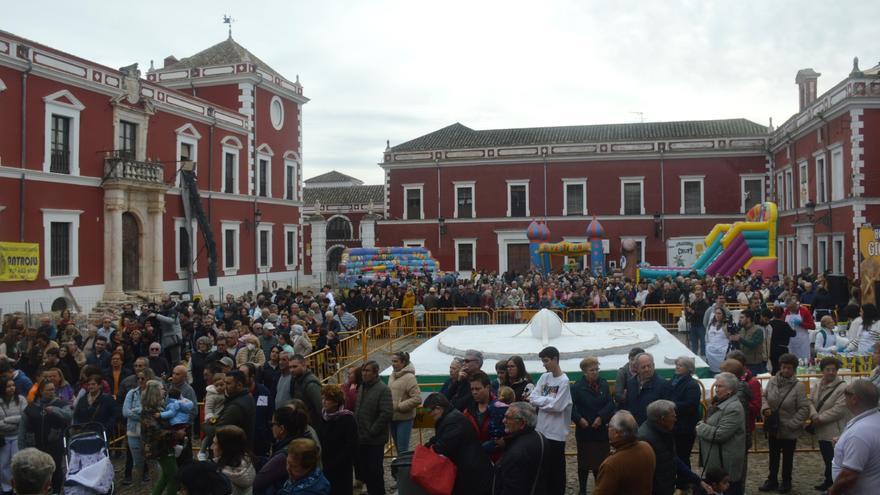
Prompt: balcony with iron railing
<box><xmin>50</xmin><ymin>151</ymin><xmax>70</xmax><ymax>174</ymax></box>
<box><xmin>103</xmin><ymin>151</ymin><xmax>165</xmax><ymax>186</ymax></box>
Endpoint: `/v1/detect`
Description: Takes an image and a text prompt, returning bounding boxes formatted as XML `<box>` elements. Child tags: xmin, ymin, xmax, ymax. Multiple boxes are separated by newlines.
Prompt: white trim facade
<box><xmin>679</xmin><ymin>175</ymin><xmax>705</xmax><ymax>215</ymax></box>
<box><xmin>402</xmin><ymin>183</ymin><xmax>424</xmax><ymax>220</ymax></box>
<box><xmin>41</xmin><ymin>208</ymin><xmax>83</xmax><ymax>287</ymax></box>
<box><xmin>220</xmin><ymin>220</ymin><xmax>241</xmax><ymax>276</ymax></box>
<box><xmin>506</xmin><ymin>179</ymin><xmax>530</xmax><ymax>218</ymax></box>
<box><xmin>43</xmin><ymin>90</ymin><xmax>85</xmax><ymax>176</ymax></box>
<box><xmin>257</xmin><ymin>223</ymin><xmax>274</xmax><ymax>272</ymax></box>
<box><xmin>173</xmin><ymin>218</ymin><xmax>198</xmax><ymax>279</ymax></box>
<box><xmin>620</xmin><ymin>176</ymin><xmax>645</xmax><ymax>215</ymax></box>
<box><xmin>562</xmin><ymin>178</ymin><xmax>587</xmax><ymax>216</ymax></box>
<box><xmin>454</xmin><ymin>238</ymin><xmax>477</xmax><ymax>275</ymax></box>
<box><xmin>453</xmin><ymin>181</ymin><xmax>475</xmax><ymax>219</ymax></box>
<box><xmin>284</xmin><ymin>224</ymin><xmax>299</xmax><ymax>270</ymax></box>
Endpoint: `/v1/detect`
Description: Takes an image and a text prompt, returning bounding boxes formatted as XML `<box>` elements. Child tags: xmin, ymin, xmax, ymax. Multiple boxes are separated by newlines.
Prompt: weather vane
<box><xmin>223</xmin><ymin>14</ymin><xmax>235</xmax><ymax>38</ymax></box>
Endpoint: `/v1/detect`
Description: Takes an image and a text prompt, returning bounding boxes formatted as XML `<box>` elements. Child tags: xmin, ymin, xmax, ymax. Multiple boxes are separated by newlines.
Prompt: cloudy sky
<box><xmin>6</xmin><ymin>1</ymin><xmax>878</xmax><ymax>184</ymax></box>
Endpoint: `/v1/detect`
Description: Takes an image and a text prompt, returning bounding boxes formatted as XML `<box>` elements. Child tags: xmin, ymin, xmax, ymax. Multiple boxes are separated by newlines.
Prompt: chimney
<box><xmin>795</xmin><ymin>68</ymin><xmax>821</xmax><ymax>112</ymax></box>
<box><xmin>163</xmin><ymin>55</ymin><xmax>178</xmax><ymax>68</ymax></box>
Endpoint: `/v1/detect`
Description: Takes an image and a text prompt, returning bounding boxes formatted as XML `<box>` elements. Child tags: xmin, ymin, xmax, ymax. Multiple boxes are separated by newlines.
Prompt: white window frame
<box><xmin>113</xmin><ymin>107</ymin><xmax>149</xmax><ymax>161</ymax></box>
<box><xmin>257</xmin><ymin>223</ymin><xmax>274</xmax><ymax>272</ymax></box>
<box><xmin>454</xmin><ymin>238</ymin><xmax>477</xmax><ymax>274</ymax></box>
<box><xmin>784</xmin><ymin>169</ymin><xmax>794</xmax><ymax>210</ymax></box>
<box><xmin>453</xmin><ymin>181</ymin><xmax>476</xmax><ymax>219</ymax></box>
<box><xmin>220</xmin><ymin>137</ymin><xmax>242</xmax><ymax>195</ymax></box>
<box><xmin>777</xmin><ymin>239</ymin><xmax>784</xmax><ymax>274</ymax></box>
<box><xmin>815</xmin><ymin>154</ymin><xmax>827</xmax><ymax>204</ymax></box>
<box><xmin>402</xmin><ymin>183</ymin><xmax>424</xmax><ymax>220</ymax></box>
<box><xmin>620</xmin><ymin>177</ymin><xmax>645</xmax><ymax>216</ymax></box>
<box><xmin>740</xmin><ymin>174</ymin><xmax>765</xmax><ymax>213</ymax></box>
<box><xmin>41</xmin><ymin>208</ymin><xmax>82</xmax><ymax>287</ymax></box>
<box><xmin>506</xmin><ymin>179</ymin><xmax>531</xmax><ymax>217</ymax></box>
<box><xmin>283</xmin><ymin>224</ymin><xmax>298</xmax><ymax>270</ymax></box>
<box><xmin>43</xmin><ymin>90</ymin><xmax>85</xmax><ymax>175</ymax></box>
<box><xmin>220</xmin><ymin>221</ymin><xmax>240</xmax><ymax>276</ymax></box>
<box><xmin>786</xmin><ymin>238</ymin><xmax>795</xmax><ymax>275</ymax></box>
<box><xmin>830</xmin><ymin>145</ymin><xmax>844</xmax><ymax>201</ymax></box>
<box><xmin>402</xmin><ymin>239</ymin><xmax>425</xmax><ymax>247</ymax></box>
<box><xmin>798</xmin><ymin>241</ymin><xmax>812</xmax><ymax>274</ymax></box>
<box><xmin>832</xmin><ymin>234</ymin><xmax>844</xmax><ymax>274</ymax></box>
<box><xmin>798</xmin><ymin>161</ymin><xmax>809</xmax><ymax>207</ymax></box>
<box><xmin>816</xmin><ymin>236</ymin><xmax>828</xmax><ymax>275</ymax></box>
<box><xmin>620</xmin><ymin>235</ymin><xmax>646</xmax><ymax>264</ymax></box>
<box><xmin>562</xmin><ymin>178</ymin><xmax>588</xmax><ymax>216</ymax></box>
<box><xmin>173</xmin><ymin>218</ymin><xmax>198</xmax><ymax>279</ymax></box>
<box><xmin>283</xmin><ymin>158</ymin><xmax>298</xmax><ymax>201</ymax></box>
<box><xmin>679</xmin><ymin>175</ymin><xmax>705</xmax><ymax>215</ymax></box>
<box><xmin>775</xmin><ymin>172</ymin><xmax>785</xmax><ymax>208</ymax></box>
<box><xmin>255</xmin><ymin>148</ymin><xmax>273</xmax><ymax>198</ymax></box>
<box><xmin>174</xmin><ymin>124</ymin><xmax>202</xmax><ymax>188</ymax></box>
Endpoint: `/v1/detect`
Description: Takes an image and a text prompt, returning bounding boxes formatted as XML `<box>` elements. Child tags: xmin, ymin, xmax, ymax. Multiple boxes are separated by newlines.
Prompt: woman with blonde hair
<box><xmin>45</xmin><ymin>368</ymin><xmax>74</xmax><ymax>405</ymax></box>
<box><xmin>235</xmin><ymin>335</ymin><xmax>266</xmax><ymax>367</ymax></box>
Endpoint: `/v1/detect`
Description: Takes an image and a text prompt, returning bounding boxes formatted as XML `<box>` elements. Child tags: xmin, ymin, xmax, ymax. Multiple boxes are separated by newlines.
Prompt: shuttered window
<box><xmin>50</xmin><ymin>222</ymin><xmax>71</xmax><ymax>276</ymax></box>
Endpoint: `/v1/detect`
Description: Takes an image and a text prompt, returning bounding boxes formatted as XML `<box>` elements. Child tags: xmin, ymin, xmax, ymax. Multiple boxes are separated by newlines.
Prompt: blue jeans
<box><xmin>390</xmin><ymin>419</ymin><xmax>413</xmax><ymax>455</ymax></box>
<box><xmin>689</xmin><ymin>324</ymin><xmax>706</xmax><ymax>356</ymax></box>
<box><xmin>127</xmin><ymin>434</ymin><xmax>145</xmax><ymax>474</ymax></box>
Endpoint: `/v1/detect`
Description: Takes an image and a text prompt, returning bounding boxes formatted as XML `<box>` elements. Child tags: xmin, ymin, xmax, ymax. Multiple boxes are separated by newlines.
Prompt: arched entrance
<box><xmin>326</xmin><ymin>245</ymin><xmax>345</xmax><ymax>273</ymax></box>
<box><xmin>122</xmin><ymin>212</ymin><xmax>140</xmax><ymax>292</ymax></box>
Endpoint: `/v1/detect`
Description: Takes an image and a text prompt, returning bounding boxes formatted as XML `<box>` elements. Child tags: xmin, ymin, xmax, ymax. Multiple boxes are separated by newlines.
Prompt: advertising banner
<box><xmin>666</xmin><ymin>237</ymin><xmax>705</xmax><ymax>267</ymax></box>
<box><xmin>0</xmin><ymin>242</ymin><xmax>40</xmax><ymax>281</ymax></box>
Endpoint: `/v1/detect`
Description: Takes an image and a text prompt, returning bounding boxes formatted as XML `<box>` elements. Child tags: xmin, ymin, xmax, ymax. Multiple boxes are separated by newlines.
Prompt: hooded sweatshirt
<box><xmin>388</xmin><ymin>363</ymin><xmax>421</xmax><ymax>421</ymax></box>
<box><xmin>218</xmin><ymin>457</ymin><xmax>256</xmax><ymax>495</ymax></box>
<box><xmin>204</xmin><ymin>384</ymin><xmax>225</xmax><ymax>422</ymax></box>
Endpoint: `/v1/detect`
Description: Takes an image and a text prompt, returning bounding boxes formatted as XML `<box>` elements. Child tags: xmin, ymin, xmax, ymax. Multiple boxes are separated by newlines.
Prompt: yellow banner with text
<box><xmin>0</xmin><ymin>242</ymin><xmax>40</xmax><ymax>281</ymax></box>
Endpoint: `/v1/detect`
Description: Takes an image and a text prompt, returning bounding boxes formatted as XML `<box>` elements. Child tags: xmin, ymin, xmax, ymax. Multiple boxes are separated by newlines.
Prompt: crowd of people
<box><xmin>0</xmin><ymin>264</ymin><xmax>877</xmax><ymax>495</ymax></box>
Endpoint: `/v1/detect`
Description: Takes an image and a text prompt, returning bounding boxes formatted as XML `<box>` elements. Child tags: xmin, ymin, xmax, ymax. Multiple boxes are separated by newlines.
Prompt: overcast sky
<box><xmin>6</xmin><ymin>1</ymin><xmax>878</xmax><ymax>184</ymax></box>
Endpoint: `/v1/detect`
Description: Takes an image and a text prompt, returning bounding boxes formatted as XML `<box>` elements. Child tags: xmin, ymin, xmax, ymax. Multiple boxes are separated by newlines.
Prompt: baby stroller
<box><xmin>62</xmin><ymin>423</ymin><xmax>115</xmax><ymax>495</ymax></box>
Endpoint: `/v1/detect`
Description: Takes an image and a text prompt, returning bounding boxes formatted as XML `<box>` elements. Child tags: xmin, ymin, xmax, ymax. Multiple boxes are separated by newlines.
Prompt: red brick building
<box><xmin>0</xmin><ymin>31</ymin><xmax>307</xmax><ymax>313</ymax></box>
<box><xmin>376</xmin><ymin>60</ymin><xmax>880</xmax><ymax>278</ymax></box>
<box><xmin>377</xmin><ymin>120</ymin><xmax>770</xmax><ymax>276</ymax></box>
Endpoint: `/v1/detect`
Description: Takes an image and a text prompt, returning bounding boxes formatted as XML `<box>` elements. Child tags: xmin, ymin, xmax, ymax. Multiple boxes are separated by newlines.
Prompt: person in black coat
<box><xmin>763</xmin><ymin>308</ymin><xmax>797</xmax><ymax>375</ymax></box>
<box><xmin>492</xmin><ymin>401</ymin><xmax>545</xmax><ymax>495</ymax></box>
<box><xmin>215</xmin><ymin>371</ymin><xmax>256</xmax><ymax>442</ymax></box>
<box><xmin>638</xmin><ymin>400</ymin><xmax>706</xmax><ymax>495</ymax></box>
<box><xmin>570</xmin><ymin>357</ymin><xmax>614</xmax><ymax>494</ymax></box>
<box><xmin>670</xmin><ymin>356</ymin><xmax>702</xmax><ymax>478</ymax></box>
<box><xmin>239</xmin><ymin>363</ymin><xmax>274</xmax><ymax>458</ymax></box>
<box><xmin>424</xmin><ymin>393</ymin><xmax>491</xmax><ymax>495</ymax></box>
<box><xmin>623</xmin><ymin>352</ymin><xmax>672</xmax><ymax>425</ymax></box>
<box><xmin>318</xmin><ymin>384</ymin><xmax>358</xmax><ymax>495</ymax></box>
<box><xmin>73</xmin><ymin>375</ymin><xmax>119</xmax><ymax>437</ymax></box>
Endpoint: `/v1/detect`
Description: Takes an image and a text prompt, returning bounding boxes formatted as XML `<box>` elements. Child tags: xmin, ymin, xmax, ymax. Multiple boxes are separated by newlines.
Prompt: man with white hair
<box><xmin>493</xmin><ymin>402</ymin><xmax>546</xmax><ymax>494</ymax></box>
<box><xmin>12</xmin><ymin>448</ymin><xmax>55</xmax><ymax>495</ymax></box>
<box><xmin>638</xmin><ymin>399</ymin><xmax>707</xmax><ymax>495</ymax></box>
<box><xmin>594</xmin><ymin>410</ymin><xmax>655</xmax><ymax>495</ymax></box>
<box><xmin>623</xmin><ymin>352</ymin><xmax>672</xmax><ymax>425</ymax></box>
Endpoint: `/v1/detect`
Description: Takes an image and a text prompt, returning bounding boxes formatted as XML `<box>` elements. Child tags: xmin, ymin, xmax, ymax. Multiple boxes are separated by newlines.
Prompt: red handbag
<box><xmin>410</xmin><ymin>444</ymin><xmax>457</xmax><ymax>495</ymax></box>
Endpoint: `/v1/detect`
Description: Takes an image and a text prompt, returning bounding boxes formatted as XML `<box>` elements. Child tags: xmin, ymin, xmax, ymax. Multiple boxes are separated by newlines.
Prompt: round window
<box><xmin>270</xmin><ymin>96</ymin><xmax>284</xmax><ymax>130</ymax></box>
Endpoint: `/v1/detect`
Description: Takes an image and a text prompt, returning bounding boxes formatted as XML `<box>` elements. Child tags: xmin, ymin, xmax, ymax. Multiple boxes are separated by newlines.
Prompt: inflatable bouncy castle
<box><xmin>528</xmin><ymin>218</ymin><xmax>606</xmax><ymax>275</ymax></box>
<box><xmin>337</xmin><ymin>247</ymin><xmax>440</xmax><ymax>286</ymax></box>
<box><xmin>638</xmin><ymin>202</ymin><xmax>779</xmax><ymax>280</ymax></box>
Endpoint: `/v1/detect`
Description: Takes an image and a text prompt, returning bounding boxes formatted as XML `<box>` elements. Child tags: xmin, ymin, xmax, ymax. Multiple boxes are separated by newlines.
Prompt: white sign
<box><xmin>666</xmin><ymin>237</ymin><xmax>706</xmax><ymax>267</ymax></box>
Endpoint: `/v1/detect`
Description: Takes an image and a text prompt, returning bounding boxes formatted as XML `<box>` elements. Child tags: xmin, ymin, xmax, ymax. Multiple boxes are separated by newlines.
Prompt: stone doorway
<box><xmin>122</xmin><ymin>212</ymin><xmax>140</xmax><ymax>292</ymax></box>
<box><xmin>507</xmin><ymin>243</ymin><xmax>531</xmax><ymax>274</ymax></box>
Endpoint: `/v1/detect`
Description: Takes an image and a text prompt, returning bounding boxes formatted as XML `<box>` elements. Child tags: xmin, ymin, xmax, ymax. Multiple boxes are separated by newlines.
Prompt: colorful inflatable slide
<box><xmin>337</xmin><ymin>247</ymin><xmax>440</xmax><ymax>286</ymax></box>
<box><xmin>639</xmin><ymin>202</ymin><xmax>778</xmax><ymax>280</ymax></box>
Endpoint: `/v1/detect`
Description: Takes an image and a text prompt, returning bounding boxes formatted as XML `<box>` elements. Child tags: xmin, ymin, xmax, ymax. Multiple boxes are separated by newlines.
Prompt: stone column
<box><xmin>361</xmin><ymin>213</ymin><xmax>378</xmax><ymax>248</ymax></box>
<box><xmin>148</xmin><ymin>196</ymin><xmax>165</xmax><ymax>293</ymax></box>
<box><xmin>309</xmin><ymin>213</ymin><xmax>327</xmax><ymax>286</ymax></box>
<box><xmin>104</xmin><ymin>193</ymin><xmax>125</xmax><ymax>300</ymax></box>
